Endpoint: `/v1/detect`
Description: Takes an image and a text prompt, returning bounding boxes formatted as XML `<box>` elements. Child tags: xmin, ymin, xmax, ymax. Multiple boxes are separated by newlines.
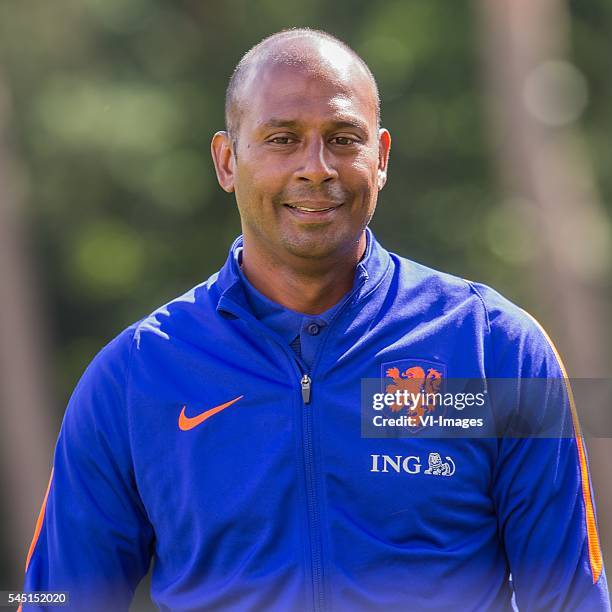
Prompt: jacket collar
<box><xmin>216</xmin><ymin>226</ymin><xmax>391</xmax><ymax>319</ymax></box>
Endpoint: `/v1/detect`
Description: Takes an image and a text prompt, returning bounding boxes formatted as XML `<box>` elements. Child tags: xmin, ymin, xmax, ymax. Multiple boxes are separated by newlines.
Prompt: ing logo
<box><xmin>370</xmin><ymin>453</ymin><xmax>456</xmax><ymax>477</ymax></box>
<box><xmin>424</xmin><ymin>452</ymin><xmax>455</xmax><ymax>476</ymax></box>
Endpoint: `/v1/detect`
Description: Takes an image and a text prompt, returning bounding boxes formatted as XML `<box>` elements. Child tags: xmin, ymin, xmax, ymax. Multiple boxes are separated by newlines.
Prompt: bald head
<box><xmin>225</xmin><ymin>28</ymin><xmax>380</xmax><ymax>142</ymax></box>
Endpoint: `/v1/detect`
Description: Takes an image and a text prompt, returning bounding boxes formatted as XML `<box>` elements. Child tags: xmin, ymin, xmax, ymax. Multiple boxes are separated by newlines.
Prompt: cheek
<box><xmin>349</xmin><ymin>149</ymin><xmax>379</xmax><ymax>181</ymax></box>
<box><xmin>345</xmin><ymin>157</ymin><xmax>378</xmax><ymax>194</ymax></box>
<box><xmin>235</xmin><ymin>161</ymin><xmax>286</xmax><ymax>199</ymax></box>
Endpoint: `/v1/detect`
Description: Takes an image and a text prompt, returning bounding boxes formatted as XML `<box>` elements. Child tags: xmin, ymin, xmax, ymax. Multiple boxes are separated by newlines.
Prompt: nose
<box><xmin>295</xmin><ymin>138</ymin><xmax>338</xmax><ymax>185</ymax></box>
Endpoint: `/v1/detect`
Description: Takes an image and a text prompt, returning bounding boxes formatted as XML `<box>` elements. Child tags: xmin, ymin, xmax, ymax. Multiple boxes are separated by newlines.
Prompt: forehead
<box><xmin>240</xmin><ymin>54</ymin><xmax>377</xmax><ymax>131</ymax></box>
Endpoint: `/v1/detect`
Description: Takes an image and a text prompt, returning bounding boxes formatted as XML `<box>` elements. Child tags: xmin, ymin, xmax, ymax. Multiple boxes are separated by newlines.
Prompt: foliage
<box><xmin>0</xmin><ymin>0</ymin><xmax>610</xmax><ymax>404</ymax></box>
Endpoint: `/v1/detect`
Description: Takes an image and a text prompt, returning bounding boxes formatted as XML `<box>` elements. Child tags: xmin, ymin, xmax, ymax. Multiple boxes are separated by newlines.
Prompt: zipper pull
<box><xmin>301</xmin><ymin>374</ymin><xmax>312</xmax><ymax>404</ymax></box>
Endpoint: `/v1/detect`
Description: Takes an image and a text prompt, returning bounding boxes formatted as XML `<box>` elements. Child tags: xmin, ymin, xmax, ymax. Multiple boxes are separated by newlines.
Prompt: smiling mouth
<box><xmin>284</xmin><ymin>203</ymin><xmax>342</xmax><ymax>213</ymax></box>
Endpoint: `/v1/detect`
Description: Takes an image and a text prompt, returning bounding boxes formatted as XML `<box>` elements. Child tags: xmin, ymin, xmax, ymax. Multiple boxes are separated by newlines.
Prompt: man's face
<box><xmin>213</xmin><ymin>50</ymin><xmax>390</xmax><ymax>264</ymax></box>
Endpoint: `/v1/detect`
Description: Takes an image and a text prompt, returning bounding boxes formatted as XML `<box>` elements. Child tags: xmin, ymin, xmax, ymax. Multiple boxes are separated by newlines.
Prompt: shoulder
<box><xmin>388</xmin><ymin>253</ymin><xmax>493</xmax><ymax>327</ymax></box>
<box><xmin>468</xmin><ymin>281</ymin><xmax>565</xmax><ymax>378</ymax></box>
<box><xmin>71</xmin><ymin>272</ymin><xmax>223</xmax><ymax>406</ymax></box>
<box><xmin>467</xmin><ymin>281</ymin><xmax>562</xmax><ymax>375</ymax></box>
<box><xmin>134</xmin><ymin>271</ymin><xmax>222</xmax><ymax>341</ymax></box>
<box><xmin>390</xmin><ymin>252</ymin><xmax>563</xmax><ymax>377</ymax></box>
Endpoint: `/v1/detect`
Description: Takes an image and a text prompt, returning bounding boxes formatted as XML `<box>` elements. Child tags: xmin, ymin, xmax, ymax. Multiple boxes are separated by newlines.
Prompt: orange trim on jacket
<box><xmin>523</xmin><ymin>311</ymin><xmax>603</xmax><ymax>583</ymax></box>
<box><xmin>24</xmin><ymin>468</ymin><xmax>54</xmax><ymax>573</ymax></box>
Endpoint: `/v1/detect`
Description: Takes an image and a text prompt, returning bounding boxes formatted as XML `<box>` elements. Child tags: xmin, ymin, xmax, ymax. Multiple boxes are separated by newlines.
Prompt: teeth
<box><xmin>290</xmin><ymin>205</ymin><xmax>333</xmax><ymax>212</ymax></box>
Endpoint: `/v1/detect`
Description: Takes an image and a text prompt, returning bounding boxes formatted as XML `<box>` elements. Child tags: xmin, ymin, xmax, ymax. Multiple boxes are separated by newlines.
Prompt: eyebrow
<box><xmin>259</xmin><ymin>118</ymin><xmax>369</xmax><ymax>133</ymax></box>
<box><xmin>260</xmin><ymin>119</ymin><xmax>300</xmax><ymax>129</ymax></box>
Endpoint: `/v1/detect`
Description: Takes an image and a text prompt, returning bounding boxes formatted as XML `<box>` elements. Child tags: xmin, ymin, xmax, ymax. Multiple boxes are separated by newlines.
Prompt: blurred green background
<box><xmin>1</xmin><ymin>0</ymin><xmax>609</xmax><ymax>400</ymax></box>
<box><xmin>1</xmin><ymin>0</ymin><xmax>611</xmax><ymax>605</ymax></box>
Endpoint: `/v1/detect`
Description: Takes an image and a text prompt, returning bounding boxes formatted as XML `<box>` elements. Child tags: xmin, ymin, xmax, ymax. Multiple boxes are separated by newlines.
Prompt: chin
<box><xmin>281</xmin><ymin>230</ymin><xmax>355</xmax><ymax>261</ymax></box>
<box><xmin>284</xmin><ymin>241</ymin><xmax>335</xmax><ymax>260</ymax></box>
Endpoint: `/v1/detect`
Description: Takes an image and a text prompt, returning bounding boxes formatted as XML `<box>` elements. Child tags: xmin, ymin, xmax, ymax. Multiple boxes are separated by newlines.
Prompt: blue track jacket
<box><xmin>21</xmin><ymin>230</ymin><xmax>610</xmax><ymax>611</ymax></box>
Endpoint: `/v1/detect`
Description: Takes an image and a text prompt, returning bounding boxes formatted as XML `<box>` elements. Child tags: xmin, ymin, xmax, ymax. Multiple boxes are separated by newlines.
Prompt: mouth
<box><xmin>283</xmin><ymin>201</ymin><xmax>343</xmax><ymax>217</ymax></box>
<box><xmin>285</xmin><ymin>204</ymin><xmax>336</xmax><ymax>212</ymax></box>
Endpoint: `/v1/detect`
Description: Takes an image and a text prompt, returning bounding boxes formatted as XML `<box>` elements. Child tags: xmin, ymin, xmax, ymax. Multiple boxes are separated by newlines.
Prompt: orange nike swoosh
<box><xmin>178</xmin><ymin>395</ymin><xmax>244</xmax><ymax>431</ymax></box>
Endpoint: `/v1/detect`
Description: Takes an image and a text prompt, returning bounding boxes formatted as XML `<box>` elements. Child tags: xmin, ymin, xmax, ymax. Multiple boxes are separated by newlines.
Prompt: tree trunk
<box><xmin>0</xmin><ymin>71</ymin><xmax>54</xmax><ymax>587</ymax></box>
<box><xmin>476</xmin><ymin>0</ymin><xmax>612</xmax><ymax>590</ymax></box>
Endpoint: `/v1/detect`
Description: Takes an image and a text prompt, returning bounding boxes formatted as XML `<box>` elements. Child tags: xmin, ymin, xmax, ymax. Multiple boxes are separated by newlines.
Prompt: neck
<box><xmin>240</xmin><ymin>233</ymin><xmax>366</xmax><ymax>315</ymax></box>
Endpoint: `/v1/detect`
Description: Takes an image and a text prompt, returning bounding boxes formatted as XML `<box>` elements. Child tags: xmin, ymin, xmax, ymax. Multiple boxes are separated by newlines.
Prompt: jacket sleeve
<box><xmin>20</xmin><ymin>325</ymin><xmax>154</xmax><ymax>612</ymax></box>
<box><xmin>484</xmin><ymin>296</ymin><xmax>610</xmax><ymax>611</ymax></box>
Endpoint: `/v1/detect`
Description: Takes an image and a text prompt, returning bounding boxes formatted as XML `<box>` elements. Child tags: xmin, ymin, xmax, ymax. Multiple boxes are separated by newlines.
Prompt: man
<box><xmin>20</xmin><ymin>28</ymin><xmax>610</xmax><ymax>611</ymax></box>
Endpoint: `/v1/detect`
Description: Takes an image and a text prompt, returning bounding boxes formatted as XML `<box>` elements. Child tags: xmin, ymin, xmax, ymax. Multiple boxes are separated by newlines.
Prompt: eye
<box><xmin>330</xmin><ymin>136</ymin><xmax>358</xmax><ymax>146</ymax></box>
<box><xmin>268</xmin><ymin>136</ymin><xmax>296</xmax><ymax>145</ymax></box>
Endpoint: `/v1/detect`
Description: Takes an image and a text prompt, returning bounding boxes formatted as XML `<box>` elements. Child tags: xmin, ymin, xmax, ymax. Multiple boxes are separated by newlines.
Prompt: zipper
<box><xmin>301</xmin><ymin>374</ymin><xmax>312</xmax><ymax>404</ymax></box>
<box><xmin>219</xmin><ymin>280</ymin><xmax>368</xmax><ymax>612</ymax></box>
<box><xmin>301</xmin><ymin>372</ymin><xmax>325</xmax><ymax>612</ymax></box>
<box><xmin>298</xmin><ymin>283</ymin><xmax>366</xmax><ymax>612</ymax></box>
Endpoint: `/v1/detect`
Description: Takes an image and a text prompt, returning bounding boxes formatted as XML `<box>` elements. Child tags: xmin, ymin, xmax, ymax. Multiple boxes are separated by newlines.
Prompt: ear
<box><xmin>377</xmin><ymin>128</ymin><xmax>391</xmax><ymax>191</ymax></box>
<box><xmin>211</xmin><ymin>131</ymin><xmax>236</xmax><ymax>193</ymax></box>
